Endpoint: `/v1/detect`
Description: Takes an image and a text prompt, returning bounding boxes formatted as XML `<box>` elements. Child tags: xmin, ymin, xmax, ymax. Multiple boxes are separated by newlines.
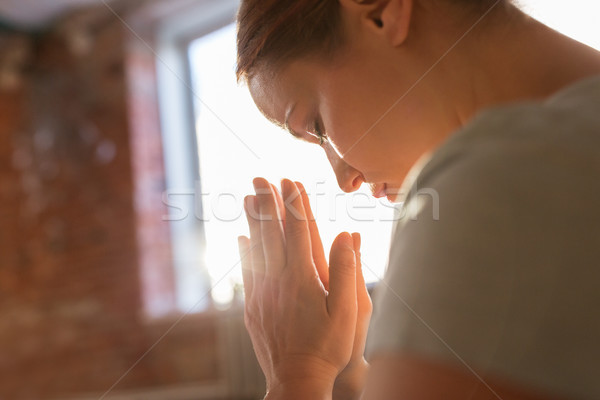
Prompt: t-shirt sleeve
<box><xmin>365</xmin><ymin>141</ymin><xmax>600</xmax><ymax>399</ymax></box>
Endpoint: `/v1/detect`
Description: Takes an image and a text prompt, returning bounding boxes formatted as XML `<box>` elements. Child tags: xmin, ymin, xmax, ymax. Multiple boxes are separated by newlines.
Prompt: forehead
<box><xmin>248</xmin><ymin>72</ymin><xmax>286</xmax><ymax>128</ymax></box>
<box><xmin>248</xmin><ymin>62</ymin><xmax>318</xmax><ymax>127</ymax></box>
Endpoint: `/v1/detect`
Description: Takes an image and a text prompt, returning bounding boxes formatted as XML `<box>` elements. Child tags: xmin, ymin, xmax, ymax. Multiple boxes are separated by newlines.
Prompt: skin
<box><xmin>240</xmin><ymin>0</ymin><xmax>600</xmax><ymax>398</ymax></box>
<box><xmin>240</xmin><ymin>178</ymin><xmax>371</xmax><ymax>399</ymax></box>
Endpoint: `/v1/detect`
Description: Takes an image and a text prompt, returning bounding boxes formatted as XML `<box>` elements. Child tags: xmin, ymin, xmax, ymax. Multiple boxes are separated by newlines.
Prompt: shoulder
<box><xmin>401</xmin><ymin>74</ymin><xmax>600</xmax><ymax>222</ymax></box>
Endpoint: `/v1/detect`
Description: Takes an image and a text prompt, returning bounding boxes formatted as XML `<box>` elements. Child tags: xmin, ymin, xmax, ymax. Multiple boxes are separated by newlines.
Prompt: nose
<box><xmin>324</xmin><ymin>147</ymin><xmax>364</xmax><ymax>193</ymax></box>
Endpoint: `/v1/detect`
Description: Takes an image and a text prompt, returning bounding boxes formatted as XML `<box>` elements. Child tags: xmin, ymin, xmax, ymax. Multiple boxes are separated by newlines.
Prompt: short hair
<box><xmin>236</xmin><ymin>0</ymin><xmax>505</xmax><ymax>82</ymax></box>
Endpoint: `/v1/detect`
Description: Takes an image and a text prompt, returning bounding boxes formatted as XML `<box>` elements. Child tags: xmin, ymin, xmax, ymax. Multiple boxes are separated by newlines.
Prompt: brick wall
<box><xmin>0</xmin><ymin>8</ymin><xmax>225</xmax><ymax>400</ymax></box>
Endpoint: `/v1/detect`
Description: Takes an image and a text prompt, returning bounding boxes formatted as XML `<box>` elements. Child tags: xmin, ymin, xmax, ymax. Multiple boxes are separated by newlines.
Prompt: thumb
<box><xmin>327</xmin><ymin>232</ymin><xmax>357</xmax><ymax>319</ymax></box>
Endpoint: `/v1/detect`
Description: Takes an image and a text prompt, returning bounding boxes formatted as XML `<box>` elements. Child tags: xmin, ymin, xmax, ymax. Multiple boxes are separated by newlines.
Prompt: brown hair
<box><xmin>235</xmin><ymin>0</ymin><xmax>344</xmax><ymax>82</ymax></box>
<box><xmin>235</xmin><ymin>0</ymin><xmax>505</xmax><ymax>82</ymax></box>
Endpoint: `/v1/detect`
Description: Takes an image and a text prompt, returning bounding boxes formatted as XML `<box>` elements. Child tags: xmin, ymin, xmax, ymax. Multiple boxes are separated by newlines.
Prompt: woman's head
<box><xmin>237</xmin><ymin>0</ymin><xmax>519</xmax><ymax>200</ymax></box>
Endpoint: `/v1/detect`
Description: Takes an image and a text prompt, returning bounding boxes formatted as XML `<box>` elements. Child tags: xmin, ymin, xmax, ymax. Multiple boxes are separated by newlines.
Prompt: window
<box><xmin>518</xmin><ymin>0</ymin><xmax>600</xmax><ymax>50</ymax></box>
<box><xmin>156</xmin><ymin>0</ymin><xmax>242</xmax><ymax>312</ymax></box>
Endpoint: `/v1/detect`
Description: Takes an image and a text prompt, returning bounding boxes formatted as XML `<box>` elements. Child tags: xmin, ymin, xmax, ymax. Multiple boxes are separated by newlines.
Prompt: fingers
<box><xmin>352</xmin><ymin>230</ymin><xmax>372</xmax><ymax>324</ymax></box>
<box><xmin>271</xmin><ymin>183</ymin><xmax>285</xmax><ymax>228</ymax></box>
<box><xmin>327</xmin><ymin>232</ymin><xmax>357</xmax><ymax>319</ymax></box>
<box><xmin>352</xmin><ymin>232</ymin><xmax>363</xmax><ymax>287</ymax></box>
<box><xmin>281</xmin><ymin>178</ymin><xmax>312</xmax><ymax>267</ymax></box>
<box><xmin>238</xmin><ymin>235</ymin><xmax>253</xmax><ymax>299</ymax></box>
<box><xmin>352</xmin><ymin>231</ymin><xmax>372</xmax><ymax>312</ymax></box>
<box><xmin>253</xmin><ymin>178</ymin><xmax>286</xmax><ymax>274</ymax></box>
<box><xmin>351</xmin><ymin>232</ymin><xmax>361</xmax><ymax>254</ymax></box>
<box><xmin>244</xmin><ymin>195</ymin><xmax>265</xmax><ymax>284</ymax></box>
<box><xmin>351</xmin><ymin>232</ymin><xmax>365</xmax><ymax>296</ymax></box>
<box><xmin>296</xmin><ymin>181</ymin><xmax>329</xmax><ymax>289</ymax></box>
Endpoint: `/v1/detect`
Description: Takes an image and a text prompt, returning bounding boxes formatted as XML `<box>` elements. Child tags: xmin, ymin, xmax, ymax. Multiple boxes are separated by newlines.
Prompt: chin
<box><xmin>386</xmin><ymin>193</ymin><xmax>399</xmax><ymax>203</ymax></box>
<box><xmin>384</xmin><ymin>185</ymin><xmax>403</xmax><ymax>204</ymax></box>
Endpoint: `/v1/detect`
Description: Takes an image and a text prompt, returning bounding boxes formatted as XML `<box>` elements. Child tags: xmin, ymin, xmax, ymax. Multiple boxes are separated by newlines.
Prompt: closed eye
<box><xmin>312</xmin><ymin>118</ymin><xmax>327</xmax><ymax>146</ymax></box>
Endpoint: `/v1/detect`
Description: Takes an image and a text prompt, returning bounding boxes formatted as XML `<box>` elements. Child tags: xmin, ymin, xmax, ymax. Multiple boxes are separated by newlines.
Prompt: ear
<box><xmin>339</xmin><ymin>0</ymin><xmax>414</xmax><ymax>47</ymax></box>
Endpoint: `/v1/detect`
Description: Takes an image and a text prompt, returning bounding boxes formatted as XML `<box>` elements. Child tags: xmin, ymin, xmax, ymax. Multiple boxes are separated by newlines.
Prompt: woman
<box><xmin>236</xmin><ymin>0</ymin><xmax>600</xmax><ymax>399</ymax></box>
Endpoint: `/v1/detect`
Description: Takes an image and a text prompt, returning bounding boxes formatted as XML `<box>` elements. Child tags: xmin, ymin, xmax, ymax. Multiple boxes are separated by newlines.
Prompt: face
<box><xmin>248</xmin><ymin>10</ymin><xmax>460</xmax><ymax>202</ymax></box>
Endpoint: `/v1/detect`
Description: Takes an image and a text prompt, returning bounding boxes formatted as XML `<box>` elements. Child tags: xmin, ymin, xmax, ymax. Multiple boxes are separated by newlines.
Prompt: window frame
<box><xmin>155</xmin><ymin>0</ymin><xmax>240</xmax><ymax>312</ymax></box>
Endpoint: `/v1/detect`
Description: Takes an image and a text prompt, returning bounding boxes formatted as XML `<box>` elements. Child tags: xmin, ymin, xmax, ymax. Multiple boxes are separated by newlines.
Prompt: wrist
<box><xmin>265</xmin><ymin>358</ymin><xmax>339</xmax><ymax>400</ymax></box>
<box><xmin>333</xmin><ymin>359</ymin><xmax>369</xmax><ymax>400</ymax></box>
<box><xmin>265</xmin><ymin>378</ymin><xmax>333</xmax><ymax>400</ymax></box>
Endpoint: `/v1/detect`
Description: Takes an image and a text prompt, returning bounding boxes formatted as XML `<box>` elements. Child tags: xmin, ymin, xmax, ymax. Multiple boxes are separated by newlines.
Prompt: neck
<box><xmin>430</xmin><ymin>5</ymin><xmax>600</xmax><ymax>127</ymax></box>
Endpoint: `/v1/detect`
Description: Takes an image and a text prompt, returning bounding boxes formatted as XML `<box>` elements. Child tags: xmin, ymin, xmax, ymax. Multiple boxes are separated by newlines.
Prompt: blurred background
<box><xmin>0</xmin><ymin>0</ymin><xmax>598</xmax><ymax>399</ymax></box>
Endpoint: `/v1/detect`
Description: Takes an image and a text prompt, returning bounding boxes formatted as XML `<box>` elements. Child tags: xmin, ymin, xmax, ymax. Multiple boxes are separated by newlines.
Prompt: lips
<box><xmin>370</xmin><ymin>183</ymin><xmax>387</xmax><ymax>198</ymax></box>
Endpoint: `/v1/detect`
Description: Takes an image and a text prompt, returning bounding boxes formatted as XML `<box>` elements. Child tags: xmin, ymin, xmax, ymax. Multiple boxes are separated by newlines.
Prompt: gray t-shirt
<box><xmin>366</xmin><ymin>75</ymin><xmax>600</xmax><ymax>399</ymax></box>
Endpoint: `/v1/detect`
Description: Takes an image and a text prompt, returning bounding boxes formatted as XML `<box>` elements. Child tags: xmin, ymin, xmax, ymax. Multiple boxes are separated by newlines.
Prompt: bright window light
<box><xmin>517</xmin><ymin>0</ymin><xmax>600</xmax><ymax>50</ymax></box>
